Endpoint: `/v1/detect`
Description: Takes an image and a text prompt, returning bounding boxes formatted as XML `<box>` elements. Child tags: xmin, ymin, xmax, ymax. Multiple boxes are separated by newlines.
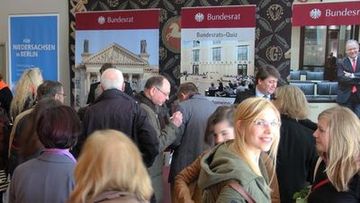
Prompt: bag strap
<box><xmin>228</xmin><ymin>181</ymin><xmax>256</xmax><ymax>203</ymax></box>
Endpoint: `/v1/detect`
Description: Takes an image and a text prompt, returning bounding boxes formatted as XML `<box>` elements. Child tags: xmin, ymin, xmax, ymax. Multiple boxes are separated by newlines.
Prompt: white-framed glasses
<box><xmin>253</xmin><ymin>119</ymin><xmax>281</xmax><ymax>127</ymax></box>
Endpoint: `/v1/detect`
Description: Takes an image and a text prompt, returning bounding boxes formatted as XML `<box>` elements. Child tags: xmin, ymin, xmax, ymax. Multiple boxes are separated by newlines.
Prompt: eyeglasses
<box><xmin>57</xmin><ymin>92</ymin><xmax>66</xmax><ymax>97</ymax></box>
<box><xmin>155</xmin><ymin>86</ymin><xmax>170</xmax><ymax>98</ymax></box>
<box><xmin>253</xmin><ymin>119</ymin><xmax>281</xmax><ymax>127</ymax></box>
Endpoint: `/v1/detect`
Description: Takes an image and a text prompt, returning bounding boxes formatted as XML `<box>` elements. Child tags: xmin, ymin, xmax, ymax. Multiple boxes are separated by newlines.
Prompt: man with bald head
<box><xmin>80</xmin><ymin>68</ymin><xmax>159</xmax><ymax>167</ymax></box>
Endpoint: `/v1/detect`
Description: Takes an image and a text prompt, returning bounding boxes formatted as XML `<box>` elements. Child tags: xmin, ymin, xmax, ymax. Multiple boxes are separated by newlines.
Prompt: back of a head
<box><xmin>10</xmin><ymin>67</ymin><xmax>43</xmax><ymax>118</ymax></box>
<box><xmin>37</xmin><ymin>80</ymin><xmax>63</xmax><ymax>100</ymax></box>
<box><xmin>273</xmin><ymin>85</ymin><xmax>309</xmax><ymax>120</ymax></box>
<box><xmin>177</xmin><ymin>82</ymin><xmax>198</xmax><ymax>98</ymax></box>
<box><xmin>99</xmin><ymin>63</ymin><xmax>114</xmax><ymax>75</ymax></box>
<box><xmin>100</xmin><ymin>68</ymin><xmax>124</xmax><ymax>91</ymax></box>
<box><xmin>70</xmin><ymin>130</ymin><xmax>153</xmax><ymax>203</ymax></box>
<box><xmin>255</xmin><ymin>64</ymin><xmax>280</xmax><ymax>83</ymax></box>
<box><xmin>36</xmin><ymin>104</ymin><xmax>80</xmax><ymax>149</ymax></box>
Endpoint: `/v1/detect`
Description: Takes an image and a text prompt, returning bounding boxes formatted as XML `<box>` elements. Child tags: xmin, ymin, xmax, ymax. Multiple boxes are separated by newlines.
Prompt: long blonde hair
<box><xmin>273</xmin><ymin>85</ymin><xmax>309</xmax><ymax>120</ymax></box>
<box><xmin>232</xmin><ymin>97</ymin><xmax>280</xmax><ymax>177</ymax></box>
<box><xmin>68</xmin><ymin>130</ymin><xmax>153</xmax><ymax>203</ymax></box>
<box><xmin>10</xmin><ymin>67</ymin><xmax>43</xmax><ymax>119</ymax></box>
<box><xmin>318</xmin><ymin>106</ymin><xmax>360</xmax><ymax>191</ymax></box>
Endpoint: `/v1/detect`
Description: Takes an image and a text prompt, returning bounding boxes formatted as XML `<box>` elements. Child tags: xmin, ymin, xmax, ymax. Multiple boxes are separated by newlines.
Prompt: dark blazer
<box><xmin>336</xmin><ymin>55</ymin><xmax>360</xmax><ymax>104</ymax></box>
<box><xmin>81</xmin><ymin>89</ymin><xmax>159</xmax><ymax>167</ymax></box>
<box><xmin>86</xmin><ymin>82</ymin><xmax>100</xmax><ymax>104</ymax></box>
<box><xmin>233</xmin><ymin>88</ymin><xmax>256</xmax><ymax>104</ymax></box>
<box><xmin>233</xmin><ymin>87</ymin><xmax>275</xmax><ymax>104</ymax></box>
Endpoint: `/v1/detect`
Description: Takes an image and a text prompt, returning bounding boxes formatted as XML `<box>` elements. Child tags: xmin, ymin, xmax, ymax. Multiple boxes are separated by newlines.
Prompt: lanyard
<box><xmin>311</xmin><ymin>178</ymin><xmax>330</xmax><ymax>191</ymax></box>
<box><xmin>42</xmin><ymin>148</ymin><xmax>77</xmax><ymax>163</ymax></box>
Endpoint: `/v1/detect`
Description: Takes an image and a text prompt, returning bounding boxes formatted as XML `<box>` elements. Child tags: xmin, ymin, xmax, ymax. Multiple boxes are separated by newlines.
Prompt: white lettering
<box><xmin>325</xmin><ymin>8</ymin><xmax>360</xmax><ymax>17</ymax></box>
<box><xmin>107</xmin><ymin>16</ymin><xmax>134</xmax><ymax>23</ymax></box>
<box><xmin>12</xmin><ymin>44</ymin><xmax>56</xmax><ymax>51</ymax></box>
<box><xmin>207</xmin><ymin>13</ymin><xmax>241</xmax><ymax>21</ymax></box>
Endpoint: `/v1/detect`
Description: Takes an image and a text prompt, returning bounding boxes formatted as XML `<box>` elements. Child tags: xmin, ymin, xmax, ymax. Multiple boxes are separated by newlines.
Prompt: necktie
<box><xmin>352</xmin><ymin>58</ymin><xmax>357</xmax><ymax>93</ymax></box>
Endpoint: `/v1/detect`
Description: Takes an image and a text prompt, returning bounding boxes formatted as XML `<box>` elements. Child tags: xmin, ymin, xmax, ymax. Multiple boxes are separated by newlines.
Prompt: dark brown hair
<box><xmin>255</xmin><ymin>64</ymin><xmax>281</xmax><ymax>84</ymax></box>
<box><xmin>36</xmin><ymin>104</ymin><xmax>81</xmax><ymax>149</ymax></box>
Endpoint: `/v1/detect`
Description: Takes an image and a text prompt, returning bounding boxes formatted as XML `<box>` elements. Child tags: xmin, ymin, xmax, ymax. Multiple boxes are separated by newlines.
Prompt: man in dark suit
<box><xmin>234</xmin><ymin>64</ymin><xmax>281</xmax><ymax>104</ymax></box>
<box><xmin>336</xmin><ymin>39</ymin><xmax>360</xmax><ymax>118</ymax></box>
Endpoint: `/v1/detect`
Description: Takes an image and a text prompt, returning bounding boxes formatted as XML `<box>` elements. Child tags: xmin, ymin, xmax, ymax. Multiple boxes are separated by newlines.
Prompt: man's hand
<box><xmin>170</xmin><ymin>111</ymin><xmax>183</xmax><ymax>127</ymax></box>
<box><xmin>343</xmin><ymin>71</ymin><xmax>355</xmax><ymax>78</ymax></box>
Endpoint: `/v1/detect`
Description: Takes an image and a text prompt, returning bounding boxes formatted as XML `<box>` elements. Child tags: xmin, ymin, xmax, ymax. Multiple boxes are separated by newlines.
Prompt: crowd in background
<box><xmin>0</xmin><ymin>39</ymin><xmax>359</xmax><ymax>203</ymax></box>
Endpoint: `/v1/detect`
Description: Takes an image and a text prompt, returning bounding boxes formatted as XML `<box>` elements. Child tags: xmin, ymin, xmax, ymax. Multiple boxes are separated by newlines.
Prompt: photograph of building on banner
<box><xmin>74</xmin><ymin>9</ymin><xmax>160</xmax><ymax>108</ymax></box>
<box><xmin>181</xmin><ymin>6</ymin><xmax>256</xmax><ymax>105</ymax></box>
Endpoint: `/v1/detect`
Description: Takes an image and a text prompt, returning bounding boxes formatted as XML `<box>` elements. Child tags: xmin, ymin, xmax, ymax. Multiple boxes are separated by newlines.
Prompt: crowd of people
<box><xmin>0</xmin><ymin>39</ymin><xmax>359</xmax><ymax>203</ymax></box>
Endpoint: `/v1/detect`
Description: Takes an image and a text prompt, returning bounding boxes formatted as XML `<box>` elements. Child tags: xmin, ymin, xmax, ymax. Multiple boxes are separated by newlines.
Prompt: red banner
<box><xmin>293</xmin><ymin>1</ymin><xmax>360</xmax><ymax>26</ymax></box>
<box><xmin>76</xmin><ymin>9</ymin><xmax>160</xmax><ymax>30</ymax></box>
<box><xmin>181</xmin><ymin>5</ymin><xmax>256</xmax><ymax>28</ymax></box>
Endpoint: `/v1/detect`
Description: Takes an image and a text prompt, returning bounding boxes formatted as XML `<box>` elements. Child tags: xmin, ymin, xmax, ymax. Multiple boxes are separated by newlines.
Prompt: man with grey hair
<box><xmin>337</xmin><ymin>39</ymin><xmax>360</xmax><ymax>117</ymax></box>
<box><xmin>80</xmin><ymin>68</ymin><xmax>159</xmax><ymax>167</ymax></box>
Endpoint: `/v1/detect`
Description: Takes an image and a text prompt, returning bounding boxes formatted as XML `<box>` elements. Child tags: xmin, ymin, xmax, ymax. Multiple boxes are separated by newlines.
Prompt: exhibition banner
<box><xmin>9</xmin><ymin>14</ymin><xmax>59</xmax><ymax>88</ymax></box>
<box><xmin>181</xmin><ymin>5</ymin><xmax>256</xmax><ymax>105</ymax></box>
<box><xmin>293</xmin><ymin>1</ymin><xmax>360</xmax><ymax>26</ymax></box>
<box><xmin>74</xmin><ymin>9</ymin><xmax>160</xmax><ymax>107</ymax></box>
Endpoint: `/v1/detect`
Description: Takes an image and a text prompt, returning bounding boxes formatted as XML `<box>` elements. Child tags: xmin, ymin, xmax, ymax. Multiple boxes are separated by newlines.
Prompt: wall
<box><xmin>0</xmin><ymin>0</ymin><xmax>70</xmax><ymax>104</ymax></box>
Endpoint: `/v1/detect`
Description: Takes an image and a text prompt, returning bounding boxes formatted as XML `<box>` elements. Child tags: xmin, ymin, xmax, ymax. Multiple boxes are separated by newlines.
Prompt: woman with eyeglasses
<box><xmin>308</xmin><ymin>106</ymin><xmax>360</xmax><ymax>203</ymax></box>
<box><xmin>198</xmin><ymin>97</ymin><xmax>280</xmax><ymax>202</ymax></box>
<box><xmin>272</xmin><ymin>85</ymin><xmax>318</xmax><ymax>203</ymax></box>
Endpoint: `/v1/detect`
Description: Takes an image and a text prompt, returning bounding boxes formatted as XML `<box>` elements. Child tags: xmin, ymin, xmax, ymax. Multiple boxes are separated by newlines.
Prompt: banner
<box><xmin>181</xmin><ymin>5</ymin><xmax>256</xmax><ymax>105</ymax></box>
<box><xmin>9</xmin><ymin>14</ymin><xmax>59</xmax><ymax>88</ymax></box>
<box><xmin>293</xmin><ymin>1</ymin><xmax>360</xmax><ymax>26</ymax></box>
<box><xmin>74</xmin><ymin>9</ymin><xmax>160</xmax><ymax>107</ymax></box>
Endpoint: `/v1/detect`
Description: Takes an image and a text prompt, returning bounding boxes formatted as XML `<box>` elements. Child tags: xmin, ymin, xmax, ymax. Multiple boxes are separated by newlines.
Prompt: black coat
<box><xmin>80</xmin><ymin>89</ymin><xmax>159</xmax><ymax>167</ymax></box>
<box><xmin>276</xmin><ymin>115</ymin><xmax>318</xmax><ymax>203</ymax></box>
<box><xmin>308</xmin><ymin>160</ymin><xmax>360</xmax><ymax>203</ymax></box>
<box><xmin>0</xmin><ymin>86</ymin><xmax>13</xmax><ymax>118</ymax></box>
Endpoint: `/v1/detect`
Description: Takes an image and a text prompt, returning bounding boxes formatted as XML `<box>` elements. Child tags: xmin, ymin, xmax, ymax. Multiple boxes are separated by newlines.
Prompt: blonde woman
<box><xmin>272</xmin><ymin>85</ymin><xmax>318</xmax><ymax>203</ymax></box>
<box><xmin>309</xmin><ymin>106</ymin><xmax>360</xmax><ymax>202</ymax></box>
<box><xmin>10</xmin><ymin>67</ymin><xmax>43</xmax><ymax>120</ymax></box>
<box><xmin>68</xmin><ymin>130</ymin><xmax>153</xmax><ymax>203</ymax></box>
<box><xmin>198</xmin><ymin>97</ymin><xmax>281</xmax><ymax>202</ymax></box>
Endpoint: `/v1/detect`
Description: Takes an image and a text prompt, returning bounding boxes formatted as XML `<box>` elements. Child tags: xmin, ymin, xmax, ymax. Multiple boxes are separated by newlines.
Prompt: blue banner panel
<box><xmin>9</xmin><ymin>14</ymin><xmax>58</xmax><ymax>87</ymax></box>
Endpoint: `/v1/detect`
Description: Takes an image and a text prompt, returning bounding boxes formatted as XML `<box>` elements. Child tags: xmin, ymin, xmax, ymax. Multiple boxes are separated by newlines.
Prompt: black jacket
<box><xmin>276</xmin><ymin>115</ymin><xmax>318</xmax><ymax>203</ymax></box>
<box><xmin>81</xmin><ymin>89</ymin><xmax>159</xmax><ymax>167</ymax></box>
<box><xmin>308</xmin><ymin>160</ymin><xmax>360</xmax><ymax>203</ymax></box>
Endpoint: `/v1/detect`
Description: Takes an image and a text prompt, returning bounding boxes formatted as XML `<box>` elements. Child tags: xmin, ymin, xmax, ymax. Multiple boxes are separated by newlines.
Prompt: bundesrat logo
<box><xmin>310</xmin><ymin>8</ymin><xmax>321</xmax><ymax>19</ymax></box>
<box><xmin>195</xmin><ymin>13</ymin><xmax>205</xmax><ymax>22</ymax></box>
<box><xmin>98</xmin><ymin>16</ymin><xmax>106</xmax><ymax>24</ymax></box>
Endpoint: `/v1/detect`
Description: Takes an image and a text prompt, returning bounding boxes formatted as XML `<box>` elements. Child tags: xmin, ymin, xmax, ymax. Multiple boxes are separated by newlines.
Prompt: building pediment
<box><xmin>83</xmin><ymin>43</ymin><xmax>148</xmax><ymax>65</ymax></box>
